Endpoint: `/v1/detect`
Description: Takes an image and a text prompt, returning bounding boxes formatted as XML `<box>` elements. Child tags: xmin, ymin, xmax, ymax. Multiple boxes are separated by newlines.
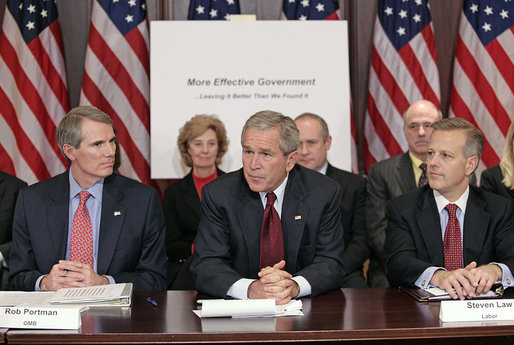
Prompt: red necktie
<box><xmin>418</xmin><ymin>163</ymin><xmax>428</xmax><ymax>187</ymax></box>
<box><xmin>70</xmin><ymin>191</ymin><xmax>93</xmax><ymax>267</ymax></box>
<box><xmin>260</xmin><ymin>192</ymin><xmax>284</xmax><ymax>268</ymax></box>
<box><xmin>443</xmin><ymin>203</ymin><xmax>463</xmax><ymax>271</ymax></box>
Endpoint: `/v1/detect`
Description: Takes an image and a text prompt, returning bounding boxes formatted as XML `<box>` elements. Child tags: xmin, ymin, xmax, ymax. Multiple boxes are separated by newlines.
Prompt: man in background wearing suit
<box><xmin>385</xmin><ymin>118</ymin><xmax>513</xmax><ymax>299</ymax></box>
<box><xmin>191</xmin><ymin>110</ymin><xmax>345</xmax><ymax>304</ymax></box>
<box><xmin>295</xmin><ymin>113</ymin><xmax>368</xmax><ymax>288</ymax></box>
<box><xmin>0</xmin><ymin>171</ymin><xmax>27</xmax><ymax>290</ymax></box>
<box><xmin>10</xmin><ymin>106</ymin><xmax>166</xmax><ymax>291</ymax></box>
<box><xmin>366</xmin><ymin>100</ymin><xmax>442</xmax><ymax>287</ymax></box>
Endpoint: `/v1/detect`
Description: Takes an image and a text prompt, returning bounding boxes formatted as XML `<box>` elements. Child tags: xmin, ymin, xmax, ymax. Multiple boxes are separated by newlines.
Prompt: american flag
<box><xmin>80</xmin><ymin>0</ymin><xmax>152</xmax><ymax>185</ymax></box>
<box><xmin>363</xmin><ymin>0</ymin><xmax>440</xmax><ymax>171</ymax></box>
<box><xmin>0</xmin><ymin>0</ymin><xmax>69</xmax><ymax>185</ymax></box>
<box><xmin>283</xmin><ymin>0</ymin><xmax>341</xmax><ymax>20</ymax></box>
<box><xmin>450</xmin><ymin>0</ymin><xmax>513</xmax><ymax>175</ymax></box>
<box><xmin>188</xmin><ymin>0</ymin><xmax>241</xmax><ymax>20</ymax></box>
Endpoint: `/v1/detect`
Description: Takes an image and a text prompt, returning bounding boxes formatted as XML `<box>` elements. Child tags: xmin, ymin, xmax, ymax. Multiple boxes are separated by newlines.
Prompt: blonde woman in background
<box><xmin>481</xmin><ymin>121</ymin><xmax>514</xmax><ymax>201</ymax></box>
<box><xmin>162</xmin><ymin>114</ymin><xmax>229</xmax><ymax>289</ymax></box>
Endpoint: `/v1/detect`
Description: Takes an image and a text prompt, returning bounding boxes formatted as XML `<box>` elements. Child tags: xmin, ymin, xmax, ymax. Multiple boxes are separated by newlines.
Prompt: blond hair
<box><xmin>177</xmin><ymin>114</ymin><xmax>228</xmax><ymax>167</ymax></box>
<box><xmin>500</xmin><ymin>121</ymin><xmax>514</xmax><ymax>189</ymax></box>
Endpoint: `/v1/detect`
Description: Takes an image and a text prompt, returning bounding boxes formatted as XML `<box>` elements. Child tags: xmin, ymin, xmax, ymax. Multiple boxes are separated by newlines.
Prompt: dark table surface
<box><xmin>6</xmin><ymin>288</ymin><xmax>514</xmax><ymax>344</ymax></box>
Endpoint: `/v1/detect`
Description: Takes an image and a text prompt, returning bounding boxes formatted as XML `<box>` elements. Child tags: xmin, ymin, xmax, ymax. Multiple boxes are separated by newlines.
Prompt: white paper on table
<box><xmin>0</xmin><ymin>291</ymin><xmax>53</xmax><ymax>307</ymax></box>
<box><xmin>193</xmin><ymin>299</ymin><xmax>303</xmax><ymax>318</ymax></box>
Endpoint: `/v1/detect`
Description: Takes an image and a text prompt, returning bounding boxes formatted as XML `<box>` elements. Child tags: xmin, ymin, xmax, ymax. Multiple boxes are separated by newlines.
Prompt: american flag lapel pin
<box><xmin>295</xmin><ymin>215</ymin><xmax>302</xmax><ymax>220</ymax></box>
<box><xmin>114</xmin><ymin>211</ymin><xmax>121</xmax><ymax>216</ymax></box>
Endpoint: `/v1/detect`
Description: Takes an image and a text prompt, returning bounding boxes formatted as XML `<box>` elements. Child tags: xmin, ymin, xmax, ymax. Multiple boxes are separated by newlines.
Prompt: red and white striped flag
<box><xmin>80</xmin><ymin>0</ymin><xmax>152</xmax><ymax>185</ymax></box>
<box><xmin>363</xmin><ymin>0</ymin><xmax>440</xmax><ymax>171</ymax></box>
<box><xmin>450</xmin><ymin>0</ymin><xmax>513</xmax><ymax>176</ymax></box>
<box><xmin>0</xmin><ymin>0</ymin><xmax>69</xmax><ymax>184</ymax></box>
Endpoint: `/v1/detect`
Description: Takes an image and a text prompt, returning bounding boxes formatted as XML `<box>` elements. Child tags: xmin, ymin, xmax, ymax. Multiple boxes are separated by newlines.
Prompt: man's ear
<box><xmin>62</xmin><ymin>144</ymin><xmax>76</xmax><ymax>162</ymax></box>
<box><xmin>325</xmin><ymin>135</ymin><xmax>332</xmax><ymax>151</ymax></box>
<box><xmin>286</xmin><ymin>151</ymin><xmax>298</xmax><ymax>172</ymax></box>
<box><xmin>465</xmin><ymin>156</ymin><xmax>478</xmax><ymax>176</ymax></box>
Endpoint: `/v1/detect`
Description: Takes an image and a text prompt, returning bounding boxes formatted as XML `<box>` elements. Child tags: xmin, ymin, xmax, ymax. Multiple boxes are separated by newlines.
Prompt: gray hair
<box><xmin>241</xmin><ymin>110</ymin><xmax>299</xmax><ymax>156</ymax></box>
<box><xmin>431</xmin><ymin>117</ymin><xmax>484</xmax><ymax>161</ymax></box>
<box><xmin>56</xmin><ymin>106</ymin><xmax>114</xmax><ymax>163</ymax></box>
<box><xmin>295</xmin><ymin>112</ymin><xmax>330</xmax><ymax>142</ymax></box>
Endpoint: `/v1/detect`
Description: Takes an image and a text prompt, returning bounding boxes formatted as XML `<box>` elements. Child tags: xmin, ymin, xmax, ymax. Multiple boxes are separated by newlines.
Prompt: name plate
<box><xmin>0</xmin><ymin>307</ymin><xmax>82</xmax><ymax>329</ymax></box>
<box><xmin>440</xmin><ymin>299</ymin><xmax>514</xmax><ymax>322</ymax></box>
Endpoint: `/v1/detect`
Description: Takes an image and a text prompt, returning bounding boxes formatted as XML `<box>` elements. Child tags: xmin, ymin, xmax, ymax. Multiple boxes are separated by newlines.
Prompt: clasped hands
<box><xmin>430</xmin><ymin>261</ymin><xmax>502</xmax><ymax>300</ymax></box>
<box><xmin>40</xmin><ymin>260</ymin><xmax>109</xmax><ymax>291</ymax></box>
<box><xmin>248</xmin><ymin>260</ymin><xmax>300</xmax><ymax>305</ymax></box>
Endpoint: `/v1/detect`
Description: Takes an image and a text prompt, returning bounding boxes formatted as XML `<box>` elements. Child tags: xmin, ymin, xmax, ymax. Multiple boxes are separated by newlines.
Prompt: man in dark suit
<box><xmin>367</xmin><ymin>100</ymin><xmax>442</xmax><ymax>287</ymax></box>
<box><xmin>295</xmin><ymin>113</ymin><xmax>368</xmax><ymax>288</ymax></box>
<box><xmin>385</xmin><ymin>118</ymin><xmax>514</xmax><ymax>299</ymax></box>
<box><xmin>9</xmin><ymin>106</ymin><xmax>166</xmax><ymax>291</ymax></box>
<box><xmin>191</xmin><ymin>110</ymin><xmax>345</xmax><ymax>304</ymax></box>
<box><xmin>0</xmin><ymin>171</ymin><xmax>27</xmax><ymax>290</ymax></box>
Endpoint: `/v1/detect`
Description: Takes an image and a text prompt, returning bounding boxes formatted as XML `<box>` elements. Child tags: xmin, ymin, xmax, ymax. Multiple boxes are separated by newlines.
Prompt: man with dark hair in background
<box><xmin>295</xmin><ymin>113</ymin><xmax>368</xmax><ymax>288</ymax></box>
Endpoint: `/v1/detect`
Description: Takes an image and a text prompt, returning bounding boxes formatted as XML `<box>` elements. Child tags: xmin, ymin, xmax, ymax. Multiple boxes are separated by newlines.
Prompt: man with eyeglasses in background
<box><xmin>366</xmin><ymin>100</ymin><xmax>442</xmax><ymax>287</ymax></box>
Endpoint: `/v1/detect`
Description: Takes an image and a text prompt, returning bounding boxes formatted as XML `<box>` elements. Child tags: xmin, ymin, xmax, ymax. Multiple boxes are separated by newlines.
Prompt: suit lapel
<box><xmin>281</xmin><ymin>168</ymin><xmax>307</xmax><ymax>272</ymax></box>
<box><xmin>462</xmin><ymin>188</ymin><xmax>489</xmax><ymax>263</ymax></box>
<box><xmin>46</xmin><ymin>173</ymin><xmax>70</xmax><ymax>261</ymax></box>
<box><xmin>397</xmin><ymin>152</ymin><xmax>417</xmax><ymax>193</ymax></box>
<box><xmin>237</xmin><ymin>174</ymin><xmax>263</xmax><ymax>274</ymax></box>
<box><xmin>416</xmin><ymin>189</ymin><xmax>444</xmax><ymax>266</ymax></box>
<box><xmin>97</xmin><ymin>175</ymin><xmax>126</xmax><ymax>275</ymax></box>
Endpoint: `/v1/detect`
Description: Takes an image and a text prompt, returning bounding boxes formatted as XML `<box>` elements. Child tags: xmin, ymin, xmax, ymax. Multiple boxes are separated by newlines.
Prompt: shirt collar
<box><xmin>318</xmin><ymin>162</ymin><xmax>329</xmax><ymax>175</ymax></box>
<box><xmin>68</xmin><ymin>170</ymin><xmax>104</xmax><ymax>201</ymax></box>
<box><xmin>433</xmin><ymin>186</ymin><xmax>469</xmax><ymax>214</ymax></box>
<box><xmin>409</xmin><ymin>151</ymin><xmax>424</xmax><ymax>170</ymax></box>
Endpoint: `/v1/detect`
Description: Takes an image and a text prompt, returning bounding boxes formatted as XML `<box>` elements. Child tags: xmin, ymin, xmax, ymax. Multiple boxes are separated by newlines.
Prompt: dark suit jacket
<box><xmin>366</xmin><ymin>152</ymin><xmax>416</xmax><ymax>286</ymax></box>
<box><xmin>0</xmin><ymin>171</ymin><xmax>27</xmax><ymax>290</ymax></box>
<box><xmin>384</xmin><ymin>185</ymin><xmax>514</xmax><ymax>287</ymax></box>
<box><xmin>326</xmin><ymin>164</ymin><xmax>369</xmax><ymax>287</ymax></box>
<box><xmin>190</xmin><ymin>165</ymin><xmax>345</xmax><ymax>297</ymax></box>
<box><xmin>162</xmin><ymin>168</ymin><xmax>225</xmax><ymax>261</ymax></box>
<box><xmin>0</xmin><ymin>171</ymin><xmax>27</xmax><ymax>257</ymax></box>
<box><xmin>480</xmin><ymin>165</ymin><xmax>514</xmax><ymax>201</ymax></box>
<box><xmin>9</xmin><ymin>171</ymin><xmax>167</xmax><ymax>291</ymax></box>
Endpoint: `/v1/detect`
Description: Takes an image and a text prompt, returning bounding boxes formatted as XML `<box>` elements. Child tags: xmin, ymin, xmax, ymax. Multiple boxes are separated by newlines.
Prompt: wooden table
<box><xmin>0</xmin><ymin>328</ymin><xmax>6</xmax><ymax>344</ymax></box>
<box><xmin>6</xmin><ymin>288</ymin><xmax>514</xmax><ymax>344</ymax></box>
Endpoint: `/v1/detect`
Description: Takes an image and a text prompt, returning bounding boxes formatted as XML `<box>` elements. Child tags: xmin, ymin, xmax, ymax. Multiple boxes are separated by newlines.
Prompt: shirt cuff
<box><xmin>415</xmin><ymin>266</ymin><xmax>443</xmax><ymax>289</ymax></box>
<box><xmin>492</xmin><ymin>262</ymin><xmax>514</xmax><ymax>288</ymax></box>
<box><xmin>35</xmin><ymin>275</ymin><xmax>46</xmax><ymax>291</ymax></box>
<box><xmin>227</xmin><ymin>278</ymin><xmax>255</xmax><ymax>300</ymax></box>
<box><xmin>0</xmin><ymin>251</ymin><xmax>4</xmax><ymax>268</ymax></box>
<box><xmin>292</xmin><ymin>276</ymin><xmax>311</xmax><ymax>297</ymax></box>
<box><xmin>104</xmin><ymin>275</ymin><xmax>115</xmax><ymax>285</ymax></box>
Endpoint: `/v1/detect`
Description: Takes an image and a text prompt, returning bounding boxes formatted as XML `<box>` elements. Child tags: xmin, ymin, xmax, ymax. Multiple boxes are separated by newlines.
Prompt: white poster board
<box><xmin>151</xmin><ymin>21</ymin><xmax>351</xmax><ymax>178</ymax></box>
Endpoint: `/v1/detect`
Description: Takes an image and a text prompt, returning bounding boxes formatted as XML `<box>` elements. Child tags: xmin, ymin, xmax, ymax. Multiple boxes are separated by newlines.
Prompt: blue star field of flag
<box><xmin>7</xmin><ymin>0</ymin><xmax>59</xmax><ymax>44</ymax></box>
<box><xmin>98</xmin><ymin>0</ymin><xmax>147</xmax><ymax>35</ymax></box>
<box><xmin>379</xmin><ymin>0</ymin><xmax>432</xmax><ymax>51</ymax></box>
<box><xmin>188</xmin><ymin>0</ymin><xmax>241</xmax><ymax>20</ymax></box>
<box><xmin>283</xmin><ymin>0</ymin><xmax>339</xmax><ymax>20</ymax></box>
<box><xmin>463</xmin><ymin>0</ymin><xmax>513</xmax><ymax>46</ymax></box>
